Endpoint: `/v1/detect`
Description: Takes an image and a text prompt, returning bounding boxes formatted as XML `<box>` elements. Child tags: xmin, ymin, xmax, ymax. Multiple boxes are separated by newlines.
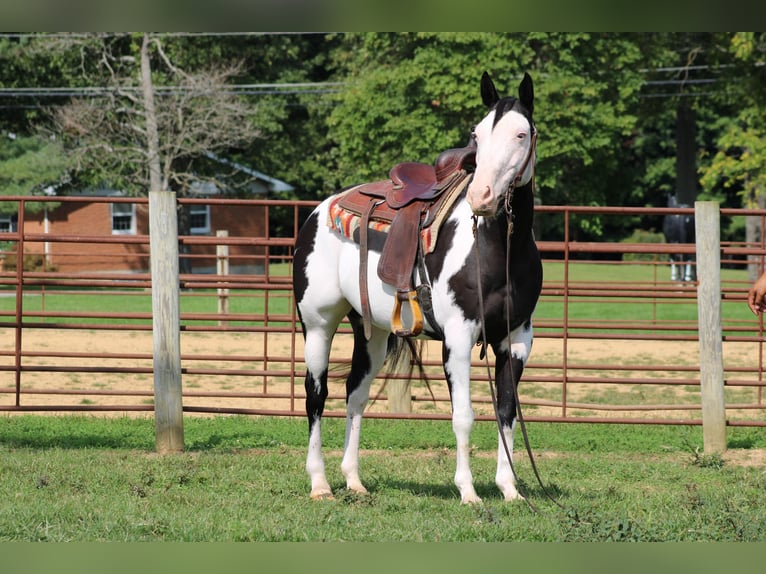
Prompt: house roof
<box><xmin>203</xmin><ymin>152</ymin><xmax>294</xmax><ymax>193</ymax></box>
<box><xmin>41</xmin><ymin>154</ymin><xmax>294</xmax><ymax>198</ymax></box>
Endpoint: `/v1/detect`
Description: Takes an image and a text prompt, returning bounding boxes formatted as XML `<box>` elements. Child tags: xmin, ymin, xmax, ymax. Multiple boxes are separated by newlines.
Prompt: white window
<box><xmin>0</xmin><ymin>213</ymin><xmax>17</xmax><ymax>233</ymax></box>
<box><xmin>111</xmin><ymin>203</ymin><xmax>136</xmax><ymax>235</ymax></box>
<box><xmin>189</xmin><ymin>204</ymin><xmax>210</xmax><ymax>234</ymax></box>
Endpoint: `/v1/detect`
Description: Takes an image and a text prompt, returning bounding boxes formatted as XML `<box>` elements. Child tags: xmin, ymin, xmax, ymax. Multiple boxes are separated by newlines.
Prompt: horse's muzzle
<box><xmin>467</xmin><ymin>184</ymin><xmax>499</xmax><ymax>216</ymax></box>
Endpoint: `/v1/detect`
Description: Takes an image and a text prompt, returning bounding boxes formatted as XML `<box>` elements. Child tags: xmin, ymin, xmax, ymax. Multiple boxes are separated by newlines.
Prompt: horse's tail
<box><xmin>377</xmin><ymin>335</ymin><xmax>436</xmax><ymax>404</ymax></box>
<box><xmin>384</xmin><ymin>334</ymin><xmax>418</xmax><ymax>374</ymax></box>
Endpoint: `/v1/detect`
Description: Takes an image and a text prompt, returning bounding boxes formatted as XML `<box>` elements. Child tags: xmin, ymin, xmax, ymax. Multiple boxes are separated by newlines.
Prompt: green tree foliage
<box><xmin>1</xmin><ymin>35</ymin><xmax>79</xmax><ymax>213</ymax></box>
<box><xmin>3</xmin><ymin>33</ymin><xmax>765</xmax><ymax>246</ymax></box>
<box><xmin>0</xmin><ymin>134</ymin><xmax>67</xmax><ymax>213</ymax></box>
<box><xmin>325</xmin><ymin>33</ymin><xmax>524</xmax><ymax>190</ymax></box>
<box><xmin>699</xmin><ymin>32</ymin><xmax>766</xmax><ymax>208</ymax></box>
<box><xmin>324</xmin><ymin>33</ymin><xmax>653</xmax><ymax>240</ymax></box>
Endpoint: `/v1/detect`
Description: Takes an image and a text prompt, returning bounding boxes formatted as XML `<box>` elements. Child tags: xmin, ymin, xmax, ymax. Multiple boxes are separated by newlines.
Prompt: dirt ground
<box><xmin>2</xmin><ymin>327</ymin><xmax>762</xmax><ymax>410</ymax></box>
<box><xmin>2</xmin><ymin>328</ymin><xmax>765</xmax><ymax>466</ymax></box>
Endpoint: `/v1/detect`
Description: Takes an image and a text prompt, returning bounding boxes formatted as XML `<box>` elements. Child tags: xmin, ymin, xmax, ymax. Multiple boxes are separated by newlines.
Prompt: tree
<box><xmin>0</xmin><ymin>34</ymin><xmax>80</xmax><ymax>212</ymax></box>
<box><xmin>2</xmin><ymin>33</ymin><xmax>336</xmax><ymax>246</ymax></box>
<box><xmin>46</xmin><ymin>33</ymin><xmax>262</xmax><ymax>197</ymax></box>
<box><xmin>0</xmin><ymin>133</ymin><xmax>68</xmax><ymax>213</ymax></box>
<box><xmin>324</xmin><ymin>33</ymin><xmax>652</xmax><ymax>242</ymax></box>
<box><xmin>5</xmin><ymin>33</ymin><xmax>765</xmax><ymax>251</ymax></box>
<box><xmin>31</xmin><ymin>33</ymin><xmax>268</xmax><ymax>273</ymax></box>
<box><xmin>698</xmin><ymin>32</ymin><xmax>766</xmax><ymax>278</ymax></box>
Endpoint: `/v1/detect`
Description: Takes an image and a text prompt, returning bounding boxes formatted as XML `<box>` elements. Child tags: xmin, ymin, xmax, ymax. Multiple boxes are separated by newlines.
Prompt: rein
<box><xmin>470</xmin><ymin>133</ymin><xmax>564</xmax><ymax>512</ymax></box>
<box><xmin>471</xmin><ymin>215</ymin><xmax>561</xmax><ymax>513</ymax></box>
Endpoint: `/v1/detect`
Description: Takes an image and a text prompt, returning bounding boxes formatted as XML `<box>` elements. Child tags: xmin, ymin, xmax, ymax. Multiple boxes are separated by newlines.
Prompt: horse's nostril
<box><xmin>469</xmin><ymin>186</ymin><xmax>491</xmax><ymax>202</ymax></box>
<box><xmin>467</xmin><ymin>185</ymin><xmax>496</xmax><ymax>216</ymax></box>
<box><xmin>475</xmin><ymin>186</ymin><xmax>491</xmax><ymax>201</ymax></box>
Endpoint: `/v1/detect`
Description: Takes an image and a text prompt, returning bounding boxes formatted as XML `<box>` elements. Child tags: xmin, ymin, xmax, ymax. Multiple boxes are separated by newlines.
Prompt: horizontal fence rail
<box><xmin>0</xmin><ymin>196</ymin><xmax>765</xmax><ymax>429</ymax></box>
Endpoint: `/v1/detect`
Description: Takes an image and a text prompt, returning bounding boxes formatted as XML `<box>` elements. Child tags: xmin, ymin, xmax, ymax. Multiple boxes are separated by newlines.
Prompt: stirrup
<box><xmin>391</xmin><ymin>289</ymin><xmax>424</xmax><ymax>337</ymax></box>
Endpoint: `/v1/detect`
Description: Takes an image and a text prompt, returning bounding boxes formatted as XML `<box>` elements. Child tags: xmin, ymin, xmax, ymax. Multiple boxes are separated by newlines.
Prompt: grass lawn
<box><xmin>1</xmin><ymin>414</ymin><xmax>765</xmax><ymax>542</ymax></box>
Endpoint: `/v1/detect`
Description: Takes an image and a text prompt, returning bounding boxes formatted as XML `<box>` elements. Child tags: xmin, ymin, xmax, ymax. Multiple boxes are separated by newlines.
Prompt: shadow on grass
<box><xmin>368</xmin><ymin>476</ymin><xmax>570</xmax><ymax>504</ymax></box>
<box><xmin>0</xmin><ymin>425</ymin><xmax>268</xmax><ymax>452</ymax></box>
<box><xmin>0</xmin><ymin>433</ymin><xmax>154</xmax><ymax>450</ymax></box>
<box><xmin>0</xmin><ymin>415</ymin><xmax>298</xmax><ymax>452</ymax></box>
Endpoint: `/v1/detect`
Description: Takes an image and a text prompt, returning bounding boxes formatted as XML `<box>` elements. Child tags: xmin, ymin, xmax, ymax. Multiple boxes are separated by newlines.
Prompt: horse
<box><xmin>292</xmin><ymin>71</ymin><xmax>541</xmax><ymax>504</ymax></box>
<box><xmin>663</xmin><ymin>194</ymin><xmax>696</xmax><ymax>282</ymax></box>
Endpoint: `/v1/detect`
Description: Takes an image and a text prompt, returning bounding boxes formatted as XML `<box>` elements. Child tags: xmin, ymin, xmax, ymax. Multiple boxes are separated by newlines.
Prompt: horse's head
<box><xmin>466</xmin><ymin>72</ymin><xmax>536</xmax><ymax>217</ymax></box>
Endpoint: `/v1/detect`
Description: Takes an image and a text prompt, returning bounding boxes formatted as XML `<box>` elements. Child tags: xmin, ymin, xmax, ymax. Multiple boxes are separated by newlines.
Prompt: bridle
<box><xmin>503</xmin><ymin>127</ymin><xmax>537</xmax><ymax>219</ymax></box>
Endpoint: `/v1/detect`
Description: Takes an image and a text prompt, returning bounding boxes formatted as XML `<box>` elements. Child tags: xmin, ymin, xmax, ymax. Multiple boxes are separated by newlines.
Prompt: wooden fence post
<box><xmin>388</xmin><ymin>378</ymin><xmax>412</xmax><ymax>414</ymax></box>
<box><xmin>149</xmin><ymin>191</ymin><xmax>184</xmax><ymax>453</ymax></box>
<box><xmin>694</xmin><ymin>201</ymin><xmax>727</xmax><ymax>454</ymax></box>
<box><xmin>217</xmin><ymin>230</ymin><xmax>230</xmax><ymax>326</ymax></box>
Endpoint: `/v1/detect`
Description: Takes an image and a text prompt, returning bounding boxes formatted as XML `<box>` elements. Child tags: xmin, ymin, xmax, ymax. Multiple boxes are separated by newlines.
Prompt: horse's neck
<box><xmin>496</xmin><ymin>183</ymin><xmax>535</xmax><ymax>241</ymax></box>
<box><xmin>469</xmin><ymin>185</ymin><xmax>535</xmax><ymax>257</ymax></box>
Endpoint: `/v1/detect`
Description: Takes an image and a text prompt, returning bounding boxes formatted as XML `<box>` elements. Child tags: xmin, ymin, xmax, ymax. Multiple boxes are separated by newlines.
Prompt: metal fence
<box><xmin>1</xmin><ymin>195</ymin><xmax>765</xmax><ymax>427</ymax></box>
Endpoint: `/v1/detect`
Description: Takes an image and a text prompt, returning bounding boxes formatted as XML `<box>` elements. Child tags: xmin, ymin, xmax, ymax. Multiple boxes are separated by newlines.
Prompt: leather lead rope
<box><xmin>502</xmin><ymin>218</ymin><xmax>565</xmax><ymax>511</ymax></box>
<box><xmin>471</xmin><ymin>214</ymin><xmax>563</xmax><ymax>513</ymax></box>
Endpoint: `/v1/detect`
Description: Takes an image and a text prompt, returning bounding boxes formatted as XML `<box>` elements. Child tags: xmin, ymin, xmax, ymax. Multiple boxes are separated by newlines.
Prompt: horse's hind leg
<box><xmin>303</xmin><ymin>320</ymin><xmax>338</xmax><ymax>499</ymax></box>
<box><xmin>341</xmin><ymin>312</ymin><xmax>390</xmax><ymax>494</ymax></box>
<box><xmin>669</xmin><ymin>256</ymin><xmax>679</xmax><ymax>281</ymax></box>
<box><xmin>684</xmin><ymin>260</ymin><xmax>695</xmax><ymax>282</ymax></box>
<box><xmin>493</xmin><ymin>321</ymin><xmax>533</xmax><ymax>501</ymax></box>
<box><xmin>301</xmin><ymin>300</ymin><xmax>349</xmax><ymax>500</ymax></box>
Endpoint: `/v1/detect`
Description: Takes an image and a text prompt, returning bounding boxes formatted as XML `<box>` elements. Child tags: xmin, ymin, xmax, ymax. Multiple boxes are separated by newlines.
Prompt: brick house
<box><xmin>12</xmin><ymin>166</ymin><xmax>294</xmax><ymax>275</ymax></box>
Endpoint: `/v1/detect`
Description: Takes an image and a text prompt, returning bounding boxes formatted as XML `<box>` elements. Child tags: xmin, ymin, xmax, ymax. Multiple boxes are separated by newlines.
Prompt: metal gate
<box><xmin>1</xmin><ymin>195</ymin><xmax>764</xmax><ymax>428</ymax></box>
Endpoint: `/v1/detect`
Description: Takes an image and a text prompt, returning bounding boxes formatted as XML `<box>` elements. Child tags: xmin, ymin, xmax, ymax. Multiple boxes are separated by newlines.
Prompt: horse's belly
<box><xmin>337</xmin><ymin>242</ymin><xmax>404</xmax><ymax>329</ymax></box>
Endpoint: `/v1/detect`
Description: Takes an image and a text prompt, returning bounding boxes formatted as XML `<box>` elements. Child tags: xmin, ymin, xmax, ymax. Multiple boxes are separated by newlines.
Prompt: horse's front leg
<box><xmin>493</xmin><ymin>321</ymin><xmax>534</xmax><ymax>501</ymax></box>
<box><xmin>443</xmin><ymin>330</ymin><xmax>481</xmax><ymax>504</ymax></box>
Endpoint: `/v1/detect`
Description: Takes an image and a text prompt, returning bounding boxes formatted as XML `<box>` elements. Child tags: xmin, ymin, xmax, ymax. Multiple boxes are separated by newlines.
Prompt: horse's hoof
<box><xmin>503</xmin><ymin>492</ymin><xmax>525</xmax><ymax>502</ymax></box>
<box><xmin>460</xmin><ymin>494</ymin><xmax>483</xmax><ymax>505</ymax></box>
<box><xmin>310</xmin><ymin>489</ymin><xmax>334</xmax><ymax>500</ymax></box>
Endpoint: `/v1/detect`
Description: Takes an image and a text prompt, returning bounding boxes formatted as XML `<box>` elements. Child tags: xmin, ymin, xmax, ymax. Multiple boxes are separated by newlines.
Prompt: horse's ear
<box><xmin>480</xmin><ymin>71</ymin><xmax>499</xmax><ymax>108</ymax></box>
<box><xmin>519</xmin><ymin>72</ymin><xmax>534</xmax><ymax>116</ymax></box>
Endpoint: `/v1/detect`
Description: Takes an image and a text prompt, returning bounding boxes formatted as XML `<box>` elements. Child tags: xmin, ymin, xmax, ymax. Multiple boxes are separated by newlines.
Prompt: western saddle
<box><xmin>333</xmin><ymin>143</ymin><xmax>476</xmax><ymax>339</ymax></box>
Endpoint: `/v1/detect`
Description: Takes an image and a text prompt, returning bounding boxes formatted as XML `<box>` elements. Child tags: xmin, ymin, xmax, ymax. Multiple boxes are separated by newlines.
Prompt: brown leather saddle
<box><xmin>335</xmin><ymin>144</ymin><xmax>476</xmax><ymax>339</ymax></box>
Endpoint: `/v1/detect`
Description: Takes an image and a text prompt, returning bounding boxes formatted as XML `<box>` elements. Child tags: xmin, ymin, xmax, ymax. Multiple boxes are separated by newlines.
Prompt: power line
<box><xmin>0</xmin><ymin>82</ymin><xmax>344</xmax><ymax>99</ymax></box>
<box><xmin>0</xmin><ymin>32</ymin><xmax>333</xmax><ymax>39</ymax></box>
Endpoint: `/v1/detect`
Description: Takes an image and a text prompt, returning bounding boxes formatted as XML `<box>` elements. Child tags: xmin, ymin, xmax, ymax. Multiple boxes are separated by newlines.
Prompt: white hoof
<box><xmin>502</xmin><ymin>490</ymin><xmax>525</xmax><ymax>502</ymax></box>
<box><xmin>346</xmin><ymin>481</ymin><xmax>368</xmax><ymax>495</ymax></box>
<box><xmin>310</xmin><ymin>488</ymin><xmax>334</xmax><ymax>500</ymax></box>
<box><xmin>460</xmin><ymin>492</ymin><xmax>483</xmax><ymax>505</ymax></box>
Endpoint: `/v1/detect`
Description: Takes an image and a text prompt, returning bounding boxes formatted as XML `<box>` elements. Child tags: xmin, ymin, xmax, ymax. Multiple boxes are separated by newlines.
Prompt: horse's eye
<box><xmin>517</xmin><ymin>132</ymin><xmax>527</xmax><ymax>140</ymax></box>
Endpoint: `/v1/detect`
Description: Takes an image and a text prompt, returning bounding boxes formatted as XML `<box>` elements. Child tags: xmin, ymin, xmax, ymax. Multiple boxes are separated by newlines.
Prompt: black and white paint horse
<box><xmin>292</xmin><ymin>72</ymin><xmax>542</xmax><ymax>504</ymax></box>
<box><xmin>663</xmin><ymin>194</ymin><xmax>696</xmax><ymax>282</ymax></box>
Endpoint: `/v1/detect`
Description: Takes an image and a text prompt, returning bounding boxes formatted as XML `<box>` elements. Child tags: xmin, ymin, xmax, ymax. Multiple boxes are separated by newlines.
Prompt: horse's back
<box><xmin>294</xmin><ymin>194</ymin><xmax>402</xmax><ymax>330</ymax></box>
